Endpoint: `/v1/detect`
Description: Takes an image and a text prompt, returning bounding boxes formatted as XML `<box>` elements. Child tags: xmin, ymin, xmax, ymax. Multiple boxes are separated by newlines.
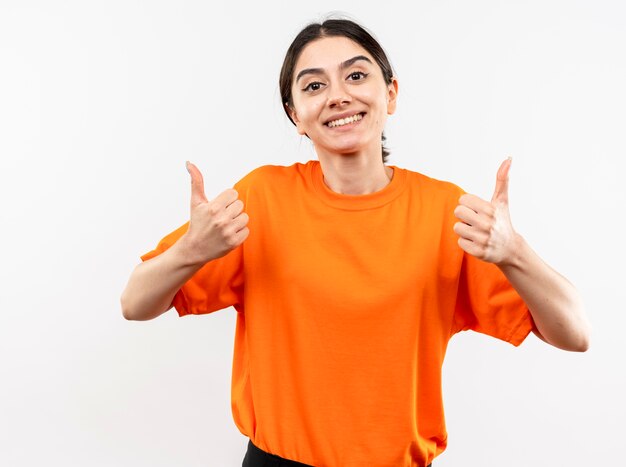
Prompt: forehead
<box><xmin>294</xmin><ymin>36</ymin><xmax>375</xmax><ymax>72</ymax></box>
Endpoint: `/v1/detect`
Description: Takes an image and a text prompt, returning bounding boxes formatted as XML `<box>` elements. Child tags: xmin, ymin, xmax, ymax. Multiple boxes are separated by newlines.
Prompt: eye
<box><xmin>303</xmin><ymin>81</ymin><xmax>324</xmax><ymax>92</ymax></box>
<box><xmin>348</xmin><ymin>71</ymin><xmax>369</xmax><ymax>81</ymax></box>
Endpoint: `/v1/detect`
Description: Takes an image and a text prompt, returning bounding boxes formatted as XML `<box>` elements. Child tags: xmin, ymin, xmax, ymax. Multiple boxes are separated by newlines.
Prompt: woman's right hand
<box><xmin>183</xmin><ymin>161</ymin><xmax>250</xmax><ymax>265</ymax></box>
<box><xmin>120</xmin><ymin>162</ymin><xmax>248</xmax><ymax>320</ymax></box>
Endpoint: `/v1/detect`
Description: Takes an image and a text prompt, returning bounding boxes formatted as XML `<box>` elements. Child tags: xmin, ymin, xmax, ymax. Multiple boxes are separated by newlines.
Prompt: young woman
<box><xmin>121</xmin><ymin>18</ymin><xmax>591</xmax><ymax>467</ymax></box>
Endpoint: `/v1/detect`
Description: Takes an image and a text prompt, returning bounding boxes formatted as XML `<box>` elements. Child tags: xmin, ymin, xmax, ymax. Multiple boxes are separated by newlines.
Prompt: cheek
<box><xmin>356</xmin><ymin>86</ymin><xmax>388</xmax><ymax>112</ymax></box>
<box><xmin>296</xmin><ymin>99</ymin><xmax>325</xmax><ymax>124</ymax></box>
<box><xmin>364</xmin><ymin>94</ymin><xmax>389</xmax><ymax>125</ymax></box>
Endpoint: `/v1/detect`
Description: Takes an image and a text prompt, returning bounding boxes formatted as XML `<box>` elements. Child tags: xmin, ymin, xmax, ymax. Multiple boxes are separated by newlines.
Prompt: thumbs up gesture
<box><xmin>453</xmin><ymin>158</ymin><xmax>517</xmax><ymax>265</ymax></box>
<box><xmin>184</xmin><ymin>161</ymin><xmax>250</xmax><ymax>264</ymax></box>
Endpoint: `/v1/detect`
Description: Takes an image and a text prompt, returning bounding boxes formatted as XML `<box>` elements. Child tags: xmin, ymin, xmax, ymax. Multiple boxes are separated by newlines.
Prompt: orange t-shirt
<box><xmin>141</xmin><ymin>161</ymin><xmax>533</xmax><ymax>467</ymax></box>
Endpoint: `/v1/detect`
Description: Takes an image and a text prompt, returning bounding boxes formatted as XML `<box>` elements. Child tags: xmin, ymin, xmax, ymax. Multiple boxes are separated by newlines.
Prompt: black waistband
<box><xmin>243</xmin><ymin>439</ymin><xmax>432</xmax><ymax>467</ymax></box>
<box><xmin>243</xmin><ymin>440</ymin><xmax>314</xmax><ymax>466</ymax></box>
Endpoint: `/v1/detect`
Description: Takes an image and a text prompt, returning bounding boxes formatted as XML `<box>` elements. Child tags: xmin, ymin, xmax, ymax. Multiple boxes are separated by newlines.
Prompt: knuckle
<box><xmin>226</xmin><ymin>232</ymin><xmax>243</xmax><ymax>249</ymax></box>
<box><xmin>210</xmin><ymin>214</ymin><xmax>227</xmax><ymax>229</ymax></box>
<box><xmin>208</xmin><ymin>204</ymin><xmax>220</xmax><ymax>217</ymax></box>
<box><xmin>473</xmin><ymin>246</ymin><xmax>486</xmax><ymax>258</ymax></box>
<box><xmin>218</xmin><ymin>216</ymin><xmax>232</xmax><ymax>230</ymax></box>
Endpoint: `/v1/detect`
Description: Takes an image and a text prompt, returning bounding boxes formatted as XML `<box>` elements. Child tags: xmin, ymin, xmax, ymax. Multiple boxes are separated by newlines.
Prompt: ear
<box><xmin>285</xmin><ymin>102</ymin><xmax>307</xmax><ymax>136</ymax></box>
<box><xmin>386</xmin><ymin>78</ymin><xmax>399</xmax><ymax>115</ymax></box>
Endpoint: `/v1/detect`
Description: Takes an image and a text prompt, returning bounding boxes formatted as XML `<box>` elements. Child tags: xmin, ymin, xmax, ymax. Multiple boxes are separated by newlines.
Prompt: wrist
<box><xmin>497</xmin><ymin>232</ymin><xmax>527</xmax><ymax>270</ymax></box>
<box><xmin>176</xmin><ymin>231</ymin><xmax>214</xmax><ymax>267</ymax></box>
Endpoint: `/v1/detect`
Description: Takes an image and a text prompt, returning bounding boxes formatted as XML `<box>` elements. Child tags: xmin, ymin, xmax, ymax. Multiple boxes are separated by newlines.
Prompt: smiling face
<box><xmin>287</xmin><ymin>36</ymin><xmax>398</xmax><ymax>160</ymax></box>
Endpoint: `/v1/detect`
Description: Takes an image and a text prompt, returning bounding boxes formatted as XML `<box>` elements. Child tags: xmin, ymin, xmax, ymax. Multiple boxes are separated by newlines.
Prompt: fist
<box><xmin>453</xmin><ymin>158</ymin><xmax>518</xmax><ymax>265</ymax></box>
<box><xmin>184</xmin><ymin>161</ymin><xmax>249</xmax><ymax>263</ymax></box>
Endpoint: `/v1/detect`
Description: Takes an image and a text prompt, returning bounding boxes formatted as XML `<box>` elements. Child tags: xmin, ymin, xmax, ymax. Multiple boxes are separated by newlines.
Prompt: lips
<box><xmin>324</xmin><ymin>112</ymin><xmax>366</xmax><ymax>128</ymax></box>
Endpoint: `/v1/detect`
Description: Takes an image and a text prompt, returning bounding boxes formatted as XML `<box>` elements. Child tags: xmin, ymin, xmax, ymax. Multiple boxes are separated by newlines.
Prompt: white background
<box><xmin>1</xmin><ymin>1</ymin><xmax>624</xmax><ymax>466</ymax></box>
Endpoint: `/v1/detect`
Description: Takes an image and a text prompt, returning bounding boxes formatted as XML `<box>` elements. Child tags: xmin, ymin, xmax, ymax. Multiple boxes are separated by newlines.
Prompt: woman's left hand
<box><xmin>453</xmin><ymin>158</ymin><xmax>518</xmax><ymax>265</ymax></box>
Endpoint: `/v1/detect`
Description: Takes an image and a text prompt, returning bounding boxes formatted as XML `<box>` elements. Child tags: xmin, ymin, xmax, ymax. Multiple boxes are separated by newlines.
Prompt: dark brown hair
<box><xmin>279</xmin><ymin>19</ymin><xmax>394</xmax><ymax>163</ymax></box>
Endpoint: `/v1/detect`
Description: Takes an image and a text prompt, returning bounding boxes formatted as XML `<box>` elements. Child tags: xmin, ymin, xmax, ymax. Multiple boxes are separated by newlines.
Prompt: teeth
<box><xmin>327</xmin><ymin>113</ymin><xmax>363</xmax><ymax>128</ymax></box>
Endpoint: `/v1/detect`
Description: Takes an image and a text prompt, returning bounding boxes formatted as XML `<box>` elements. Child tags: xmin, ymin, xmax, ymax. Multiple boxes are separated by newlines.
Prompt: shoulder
<box><xmin>401</xmin><ymin>167</ymin><xmax>466</xmax><ymax>204</ymax></box>
<box><xmin>237</xmin><ymin>163</ymin><xmax>306</xmax><ymax>183</ymax></box>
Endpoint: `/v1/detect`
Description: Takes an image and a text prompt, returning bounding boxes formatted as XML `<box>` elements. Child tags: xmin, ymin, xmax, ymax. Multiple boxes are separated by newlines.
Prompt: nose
<box><xmin>326</xmin><ymin>82</ymin><xmax>352</xmax><ymax>108</ymax></box>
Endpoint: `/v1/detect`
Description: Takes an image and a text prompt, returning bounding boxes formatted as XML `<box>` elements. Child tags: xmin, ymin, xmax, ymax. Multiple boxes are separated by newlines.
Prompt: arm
<box><xmin>121</xmin><ymin>233</ymin><xmax>208</xmax><ymax>321</ymax></box>
<box><xmin>497</xmin><ymin>233</ymin><xmax>590</xmax><ymax>351</ymax></box>
<box><xmin>453</xmin><ymin>158</ymin><xmax>591</xmax><ymax>352</ymax></box>
<box><xmin>120</xmin><ymin>162</ymin><xmax>249</xmax><ymax>321</ymax></box>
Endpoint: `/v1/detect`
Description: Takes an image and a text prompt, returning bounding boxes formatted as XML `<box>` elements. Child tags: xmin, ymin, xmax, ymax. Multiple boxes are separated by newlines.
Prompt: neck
<box><xmin>316</xmin><ymin>149</ymin><xmax>393</xmax><ymax>195</ymax></box>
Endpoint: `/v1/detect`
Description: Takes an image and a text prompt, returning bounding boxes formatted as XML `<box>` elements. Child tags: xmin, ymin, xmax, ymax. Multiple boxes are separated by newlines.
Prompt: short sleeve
<box><xmin>452</xmin><ymin>251</ymin><xmax>534</xmax><ymax>346</ymax></box>
<box><xmin>140</xmin><ymin>224</ymin><xmax>244</xmax><ymax>318</ymax></box>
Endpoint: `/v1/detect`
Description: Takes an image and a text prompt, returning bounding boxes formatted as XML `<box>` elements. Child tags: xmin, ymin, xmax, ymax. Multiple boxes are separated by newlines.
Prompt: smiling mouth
<box><xmin>325</xmin><ymin>112</ymin><xmax>365</xmax><ymax>128</ymax></box>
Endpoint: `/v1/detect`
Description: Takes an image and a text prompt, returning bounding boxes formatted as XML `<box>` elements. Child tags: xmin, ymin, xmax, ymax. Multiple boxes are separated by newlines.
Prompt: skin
<box><xmin>454</xmin><ymin>158</ymin><xmax>591</xmax><ymax>351</ymax></box>
<box><xmin>122</xmin><ymin>35</ymin><xmax>591</xmax><ymax>353</ymax></box>
<box><xmin>120</xmin><ymin>162</ymin><xmax>248</xmax><ymax>321</ymax></box>
<box><xmin>287</xmin><ymin>36</ymin><xmax>398</xmax><ymax>195</ymax></box>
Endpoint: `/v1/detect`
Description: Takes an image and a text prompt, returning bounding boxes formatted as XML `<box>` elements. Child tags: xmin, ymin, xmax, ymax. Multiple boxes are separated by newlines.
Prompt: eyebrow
<box><xmin>295</xmin><ymin>55</ymin><xmax>373</xmax><ymax>84</ymax></box>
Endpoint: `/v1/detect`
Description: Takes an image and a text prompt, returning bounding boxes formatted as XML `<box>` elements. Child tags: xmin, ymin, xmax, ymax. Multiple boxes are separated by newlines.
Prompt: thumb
<box><xmin>491</xmin><ymin>157</ymin><xmax>512</xmax><ymax>204</ymax></box>
<box><xmin>186</xmin><ymin>161</ymin><xmax>208</xmax><ymax>205</ymax></box>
